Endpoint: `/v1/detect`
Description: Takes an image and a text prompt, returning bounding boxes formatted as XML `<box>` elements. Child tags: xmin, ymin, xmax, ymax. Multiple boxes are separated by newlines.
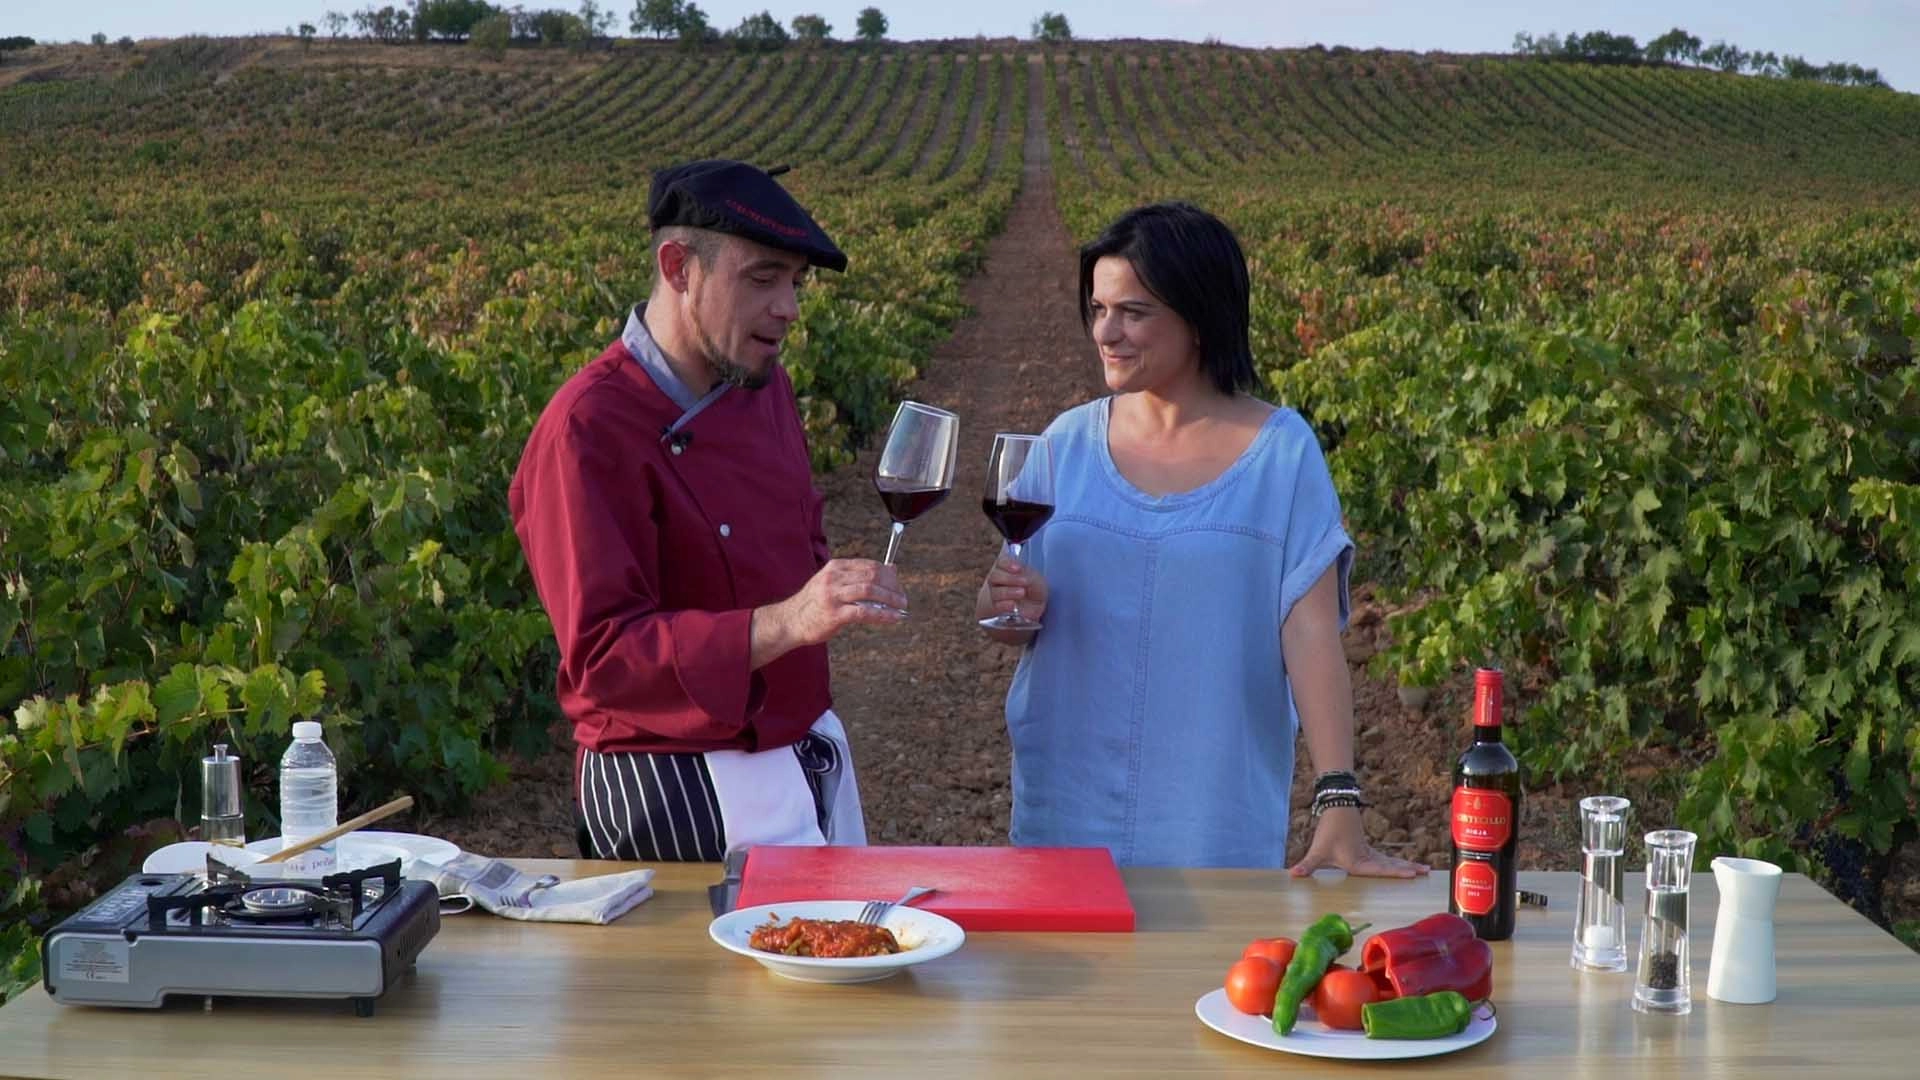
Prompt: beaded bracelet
<box><xmin>1311</xmin><ymin>770</ymin><xmax>1359</xmax><ymax>795</ymax></box>
<box><xmin>1310</xmin><ymin>788</ymin><xmax>1370</xmax><ymax>818</ymax></box>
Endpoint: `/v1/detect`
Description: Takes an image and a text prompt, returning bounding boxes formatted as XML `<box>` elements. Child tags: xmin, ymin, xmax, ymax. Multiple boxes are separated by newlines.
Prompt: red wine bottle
<box><xmin>1449</xmin><ymin>668</ymin><xmax>1522</xmax><ymax>941</ymax></box>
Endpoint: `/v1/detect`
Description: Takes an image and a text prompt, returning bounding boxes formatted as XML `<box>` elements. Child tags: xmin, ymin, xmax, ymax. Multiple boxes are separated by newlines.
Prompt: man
<box><xmin>510</xmin><ymin>160</ymin><xmax>908</xmax><ymax>861</ymax></box>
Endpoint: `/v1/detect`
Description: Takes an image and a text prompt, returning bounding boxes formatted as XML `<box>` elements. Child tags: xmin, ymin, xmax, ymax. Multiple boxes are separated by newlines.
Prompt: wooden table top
<box><xmin>1</xmin><ymin>862</ymin><xmax>1915</xmax><ymax>1078</ymax></box>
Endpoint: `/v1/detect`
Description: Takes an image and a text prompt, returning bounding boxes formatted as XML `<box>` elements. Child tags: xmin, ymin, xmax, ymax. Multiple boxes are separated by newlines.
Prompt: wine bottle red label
<box><xmin>1453</xmin><ymin>858</ymin><xmax>1499</xmax><ymax>915</ymax></box>
<box><xmin>1450</xmin><ymin>788</ymin><xmax>1513</xmax><ymax>850</ymax></box>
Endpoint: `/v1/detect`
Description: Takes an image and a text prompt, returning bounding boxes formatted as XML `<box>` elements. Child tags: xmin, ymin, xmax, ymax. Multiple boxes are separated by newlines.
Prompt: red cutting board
<box><xmin>735</xmin><ymin>846</ymin><xmax>1135</xmax><ymax>932</ymax></box>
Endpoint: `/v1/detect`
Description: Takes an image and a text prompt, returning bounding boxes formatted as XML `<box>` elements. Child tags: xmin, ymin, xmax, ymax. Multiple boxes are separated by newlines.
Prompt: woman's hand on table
<box><xmin>1288</xmin><ymin>805</ymin><xmax>1430</xmax><ymax>878</ymax></box>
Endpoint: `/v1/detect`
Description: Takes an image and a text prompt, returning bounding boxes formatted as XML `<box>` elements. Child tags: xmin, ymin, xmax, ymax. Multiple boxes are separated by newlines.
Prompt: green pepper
<box><xmin>1360</xmin><ymin>990</ymin><xmax>1475</xmax><ymax>1040</ymax></box>
<box><xmin>1271</xmin><ymin>913</ymin><xmax>1365</xmax><ymax>1036</ymax></box>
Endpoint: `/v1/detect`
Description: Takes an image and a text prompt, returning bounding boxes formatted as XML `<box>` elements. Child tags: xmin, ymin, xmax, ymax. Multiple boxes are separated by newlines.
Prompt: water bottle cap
<box><xmin>292</xmin><ymin>721</ymin><xmax>323</xmax><ymax>742</ymax></box>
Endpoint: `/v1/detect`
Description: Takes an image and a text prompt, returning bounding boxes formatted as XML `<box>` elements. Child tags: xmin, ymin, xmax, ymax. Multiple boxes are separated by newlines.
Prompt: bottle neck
<box><xmin>1472</xmin><ymin>723</ymin><xmax>1505</xmax><ymax>744</ymax></box>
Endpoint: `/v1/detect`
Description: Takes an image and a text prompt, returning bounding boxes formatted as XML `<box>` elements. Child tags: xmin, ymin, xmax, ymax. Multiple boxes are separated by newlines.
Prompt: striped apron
<box><xmin>575</xmin><ymin>710</ymin><xmax>866</xmax><ymax>861</ymax></box>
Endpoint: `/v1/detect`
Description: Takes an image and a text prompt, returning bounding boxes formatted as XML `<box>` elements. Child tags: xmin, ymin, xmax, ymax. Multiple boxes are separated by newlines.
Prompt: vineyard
<box><xmin>5</xmin><ymin>37</ymin><xmax>1920</xmax><ymax>1001</ymax></box>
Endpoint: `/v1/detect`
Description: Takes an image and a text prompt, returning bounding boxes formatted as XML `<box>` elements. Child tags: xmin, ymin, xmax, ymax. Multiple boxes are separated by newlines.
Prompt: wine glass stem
<box><xmin>882</xmin><ymin>521</ymin><xmax>906</xmax><ymax>566</ymax></box>
<box><xmin>1007</xmin><ymin>541</ymin><xmax>1024</xmax><ymax>620</ymax></box>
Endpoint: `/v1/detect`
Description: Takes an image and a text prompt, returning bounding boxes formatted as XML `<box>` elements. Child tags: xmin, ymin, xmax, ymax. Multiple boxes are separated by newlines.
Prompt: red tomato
<box><xmin>1240</xmin><ymin>937</ymin><xmax>1297</xmax><ymax>970</ymax></box>
<box><xmin>1223</xmin><ymin>957</ymin><xmax>1283</xmax><ymax>1016</ymax></box>
<box><xmin>1308</xmin><ymin>968</ymin><xmax>1379</xmax><ymax>1031</ymax></box>
<box><xmin>1305</xmin><ymin>960</ymin><xmax>1350</xmax><ymax>1013</ymax></box>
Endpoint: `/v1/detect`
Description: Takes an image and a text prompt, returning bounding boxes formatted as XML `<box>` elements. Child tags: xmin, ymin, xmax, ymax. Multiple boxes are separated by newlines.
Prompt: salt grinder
<box><xmin>1571</xmin><ymin>795</ymin><xmax>1630</xmax><ymax>972</ymax></box>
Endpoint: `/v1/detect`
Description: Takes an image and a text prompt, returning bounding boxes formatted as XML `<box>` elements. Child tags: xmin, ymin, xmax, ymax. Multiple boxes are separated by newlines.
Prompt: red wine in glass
<box><xmin>864</xmin><ymin>402</ymin><xmax>959</xmax><ymax>613</ymax></box>
<box><xmin>876</xmin><ymin>481</ymin><xmax>951</xmax><ymax>524</ymax></box>
<box><xmin>979</xmin><ymin>433</ymin><xmax>1054</xmax><ymax>631</ymax></box>
<box><xmin>980</xmin><ymin>497</ymin><xmax>1053</xmax><ymax>543</ymax></box>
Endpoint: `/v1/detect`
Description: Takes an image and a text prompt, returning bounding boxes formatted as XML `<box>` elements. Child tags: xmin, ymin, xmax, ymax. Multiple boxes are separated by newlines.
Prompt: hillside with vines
<box><xmin>4</xmin><ymin>37</ymin><xmax>1918</xmax><ymax>999</ymax></box>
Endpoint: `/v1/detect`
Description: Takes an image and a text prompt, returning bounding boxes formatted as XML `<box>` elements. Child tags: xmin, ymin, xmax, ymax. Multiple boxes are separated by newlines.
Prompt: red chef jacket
<box><xmin>509</xmin><ymin>341</ymin><xmax>833</xmax><ymax>756</ymax></box>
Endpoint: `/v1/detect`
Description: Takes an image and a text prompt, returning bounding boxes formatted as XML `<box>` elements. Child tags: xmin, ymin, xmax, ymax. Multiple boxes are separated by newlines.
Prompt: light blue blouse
<box><xmin>1005</xmin><ymin>395</ymin><xmax>1353</xmax><ymax>868</ymax></box>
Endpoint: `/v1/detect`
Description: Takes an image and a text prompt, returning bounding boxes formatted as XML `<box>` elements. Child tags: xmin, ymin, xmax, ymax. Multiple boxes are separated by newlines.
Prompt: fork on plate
<box><xmin>857</xmin><ymin>886</ymin><xmax>935</xmax><ymax>925</ymax></box>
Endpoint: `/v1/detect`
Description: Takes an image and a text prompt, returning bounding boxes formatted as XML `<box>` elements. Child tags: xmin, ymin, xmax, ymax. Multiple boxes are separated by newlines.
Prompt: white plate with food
<box><xmin>1194</xmin><ymin>989</ymin><xmax>1497</xmax><ymax>1060</ymax></box>
<box><xmin>710</xmin><ymin>900</ymin><xmax>966</xmax><ymax>984</ymax></box>
<box><xmin>244</xmin><ymin>831</ymin><xmax>460</xmax><ymax>876</ymax></box>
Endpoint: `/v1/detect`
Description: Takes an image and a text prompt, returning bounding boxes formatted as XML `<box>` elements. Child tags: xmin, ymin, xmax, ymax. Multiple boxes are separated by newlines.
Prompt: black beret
<box><xmin>647</xmin><ymin>159</ymin><xmax>848</xmax><ymax>273</ymax></box>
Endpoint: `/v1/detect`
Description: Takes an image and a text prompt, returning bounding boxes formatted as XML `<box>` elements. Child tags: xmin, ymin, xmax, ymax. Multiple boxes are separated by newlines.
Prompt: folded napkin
<box><xmin>420</xmin><ymin>853</ymin><xmax>655</xmax><ymax>924</ymax></box>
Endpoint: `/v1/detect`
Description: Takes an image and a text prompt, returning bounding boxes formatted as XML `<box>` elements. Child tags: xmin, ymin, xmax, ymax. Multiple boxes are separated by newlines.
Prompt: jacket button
<box><xmin>670</xmin><ymin>443</ymin><xmax>684</xmax><ymax>456</ymax></box>
<box><xmin>719</xmin><ymin>524</ymin><xmax>731</xmax><ymax>537</ymax></box>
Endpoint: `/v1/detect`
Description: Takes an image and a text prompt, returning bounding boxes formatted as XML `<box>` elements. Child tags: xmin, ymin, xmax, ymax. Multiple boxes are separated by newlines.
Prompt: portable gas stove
<box><xmin>42</xmin><ymin>857</ymin><xmax>439</xmax><ymax>1017</ymax></box>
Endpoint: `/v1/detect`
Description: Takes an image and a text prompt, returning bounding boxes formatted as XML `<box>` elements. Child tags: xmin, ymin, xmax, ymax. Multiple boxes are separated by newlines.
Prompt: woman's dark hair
<box><xmin>1077</xmin><ymin>201</ymin><xmax>1255</xmax><ymax>396</ymax></box>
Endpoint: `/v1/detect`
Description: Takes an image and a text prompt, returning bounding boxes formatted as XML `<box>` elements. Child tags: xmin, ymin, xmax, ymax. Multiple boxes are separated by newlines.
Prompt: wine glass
<box><xmin>866</xmin><ymin>401</ymin><xmax>959</xmax><ymax>612</ymax></box>
<box><xmin>978</xmin><ymin>432</ymin><xmax>1054</xmax><ymax>631</ymax></box>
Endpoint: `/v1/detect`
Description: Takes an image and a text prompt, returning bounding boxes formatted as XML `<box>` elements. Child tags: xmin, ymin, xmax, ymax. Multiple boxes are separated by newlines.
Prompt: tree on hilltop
<box><xmin>631</xmin><ymin>0</ymin><xmax>681</xmax><ymax>38</ymax></box>
<box><xmin>1697</xmin><ymin>41</ymin><xmax>1749</xmax><ymax>73</ymax></box>
<box><xmin>790</xmin><ymin>14</ymin><xmax>831</xmax><ymax>44</ymax></box>
<box><xmin>471</xmin><ymin>11</ymin><xmax>511</xmax><ymax>56</ymax></box>
<box><xmin>677</xmin><ymin>3</ymin><xmax>713</xmax><ymax>44</ymax></box>
<box><xmin>1561</xmin><ymin>31</ymin><xmax>1640</xmax><ymax>64</ymax></box>
<box><xmin>855</xmin><ymin>7</ymin><xmax>887</xmax><ymax>44</ymax></box>
<box><xmin>1032</xmin><ymin>12</ymin><xmax>1071</xmax><ymax>44</ymax></box>
<box><xmin>415</xmin><ymin>0</ymin><xmax>497</xmax><ymax>42</ymax></box>
<box><xmin>577</xmin><ymin>0</ymin><xmax>616</xmax><ymax>41</ymax></box>
<box><xmin>352</xmin><ymin>6</ymin><xmax>415</xmax><ymax>43</ymax></box>
<box><xmin>730</xmin><ymin>10</ymin><xmax>788</xmax><ymax>52</ymax></box>
<box><xmin>1644</xmin><ymin>27</ymin><xmax>1701</xmax><ymax>64</ymax></box>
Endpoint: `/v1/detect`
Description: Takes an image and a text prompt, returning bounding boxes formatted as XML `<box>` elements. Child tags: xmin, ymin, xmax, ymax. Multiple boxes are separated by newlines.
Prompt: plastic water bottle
<box><xmin>279</xmin><ymin>720</ymin><xmax>338</xmax><ymax>877</ymax></box>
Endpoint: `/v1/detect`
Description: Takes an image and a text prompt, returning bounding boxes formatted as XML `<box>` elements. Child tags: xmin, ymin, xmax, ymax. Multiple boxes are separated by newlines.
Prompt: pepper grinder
<box><xmin>201</xmin><ymin>743</ymin><xmax>246</xmax><ymax>847</ymax></box>
<box><xmin>1571</xmin><ymin>795</ymin><xmax>1631</xmax><ymax>972</ymax></box>
<box><xmin>1632</xmin><ymin>828</ymin><xmax>1697</xmax><ymax>1014</ymax></box>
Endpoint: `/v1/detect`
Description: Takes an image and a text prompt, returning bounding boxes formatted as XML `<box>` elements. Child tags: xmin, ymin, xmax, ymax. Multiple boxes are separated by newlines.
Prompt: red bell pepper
<box><xmin>1359</xmin><ymin>913</ymin><xmax>1494</xmax><ymax>1002</ymax></box>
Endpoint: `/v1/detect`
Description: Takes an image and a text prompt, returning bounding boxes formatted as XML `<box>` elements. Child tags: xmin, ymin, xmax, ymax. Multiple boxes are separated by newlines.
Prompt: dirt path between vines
<box><xmin>425</xmin><ymin>59</ymin><xmax>1629</xmax><ymax>882</ymax></box>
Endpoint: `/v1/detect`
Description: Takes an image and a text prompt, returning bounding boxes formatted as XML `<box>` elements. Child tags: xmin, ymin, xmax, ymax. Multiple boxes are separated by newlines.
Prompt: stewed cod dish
<box><xmin>749</xmin><ymin>915</ymin><xmax>903</xmax><ymax>958</ymax></box>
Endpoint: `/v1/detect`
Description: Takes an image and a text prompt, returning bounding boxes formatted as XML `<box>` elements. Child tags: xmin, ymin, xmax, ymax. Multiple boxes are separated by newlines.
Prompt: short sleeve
<box><xmin>1276</xmin><ymin>413</ymin><xmax>1354</xmax><ymax>632</ymax></box>
<box><xmin>1013</xmin><ymin>412</ymin><xmax>1081</xmax><ymax>578</ymax></box>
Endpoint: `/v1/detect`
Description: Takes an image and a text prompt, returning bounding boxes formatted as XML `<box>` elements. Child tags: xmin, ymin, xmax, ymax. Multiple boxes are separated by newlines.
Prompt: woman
<box><xmin>974</xmin><ymin>202</ymin><xmax>1423</xmax><ymax>875</ymax></box>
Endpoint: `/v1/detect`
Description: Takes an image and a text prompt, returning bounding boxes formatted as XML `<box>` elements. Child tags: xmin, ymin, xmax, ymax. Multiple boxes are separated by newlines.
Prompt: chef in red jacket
<box><xmin>511</xmin><ymin>160</ymin><xmax>908</xmax><ymax>861</ymax></box>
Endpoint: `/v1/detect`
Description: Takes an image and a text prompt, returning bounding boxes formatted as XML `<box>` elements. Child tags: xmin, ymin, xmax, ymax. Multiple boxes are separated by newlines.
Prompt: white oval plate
<box><xmin>142</xmin><ymin>841</ymin><xmax>265</xmax><ymax>875</ymax></box>
<box><xmin>1195</xmin><ymin>989</ymin><xmax>1497</xmax><ymax>1060</ymax></box>
<box><xmin>710</xmin><ymin>900</ymin><xmax>966</xmax><ymax>984</ymax></box>
<box><xmin>244</xmin><ymin>831</ymin><xmax>460</xmax><ymax>876</ymax></box>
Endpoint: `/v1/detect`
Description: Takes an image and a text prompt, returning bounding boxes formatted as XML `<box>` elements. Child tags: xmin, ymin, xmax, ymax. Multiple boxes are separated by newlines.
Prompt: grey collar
<box><xmin>622</xmin><ymin>304</ymin><xmax>701</xmax><ymax>411</ymax></box>
<box><xmin>625</xmin><ymin>304</ymin><xmax>730</xmax><ymax>451</ymax></box>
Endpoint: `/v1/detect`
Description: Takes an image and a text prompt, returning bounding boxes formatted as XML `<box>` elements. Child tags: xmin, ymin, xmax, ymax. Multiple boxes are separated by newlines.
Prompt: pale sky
<box><xmin>8</xmin><ymin>1</ymin><xmax>1918</xmax><ymax>92</ymax></box>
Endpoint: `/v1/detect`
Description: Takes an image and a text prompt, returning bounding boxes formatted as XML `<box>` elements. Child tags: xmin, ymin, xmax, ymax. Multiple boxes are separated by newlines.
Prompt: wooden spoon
<box><xmin>257</xmin><ymin>795</ymin><xmax>415</xmax><ymax>864</ymax></box>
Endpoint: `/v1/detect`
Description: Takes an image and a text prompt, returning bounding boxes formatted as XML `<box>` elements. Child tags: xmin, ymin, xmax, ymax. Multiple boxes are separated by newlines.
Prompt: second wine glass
<box><xmin>978</xmin><ymin>433</ymin><xmax>1055</xmax><ymax>631</ymax></box>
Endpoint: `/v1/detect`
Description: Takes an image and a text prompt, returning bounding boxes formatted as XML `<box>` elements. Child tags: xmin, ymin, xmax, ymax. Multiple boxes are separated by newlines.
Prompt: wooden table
<box><xmin>1</xmin><ymin>862</ymin><xmax>1915</xmax><ymax>1078</ymax></box>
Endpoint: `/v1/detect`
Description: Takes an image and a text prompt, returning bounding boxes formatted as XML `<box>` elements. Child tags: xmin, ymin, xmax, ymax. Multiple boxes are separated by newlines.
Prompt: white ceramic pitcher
<box><xmin>1707</xmin><ymin>856</ymin><xmax>1782</xmax><ymax>1004</ymax></box>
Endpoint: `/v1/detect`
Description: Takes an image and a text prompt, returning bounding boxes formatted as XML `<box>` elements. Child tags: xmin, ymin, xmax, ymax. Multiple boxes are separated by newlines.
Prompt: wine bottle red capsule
<box><xmin>1449</xmin><ymin>668</ymin><xmax>1522</xmax><ymax>941</ymax></box>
